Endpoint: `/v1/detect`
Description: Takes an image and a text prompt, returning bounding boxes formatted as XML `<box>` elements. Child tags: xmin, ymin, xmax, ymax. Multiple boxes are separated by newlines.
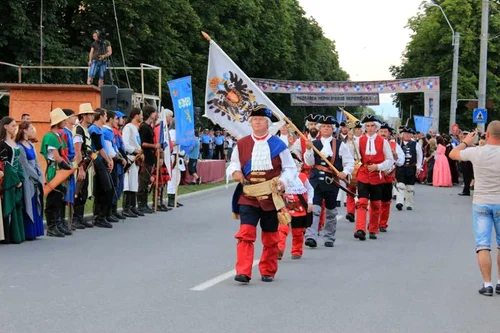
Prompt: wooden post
<box><xmin>282</xmin><ymin>116</ymin><xmax>341</xmax><ymax>176</ymax></box>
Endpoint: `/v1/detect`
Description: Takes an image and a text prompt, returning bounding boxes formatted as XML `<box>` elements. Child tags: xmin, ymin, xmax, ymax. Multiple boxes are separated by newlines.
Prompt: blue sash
<box><xmin>241</xmin><ymin>136</ymin><xmax>287</xmax><ymax>177</ymax></box>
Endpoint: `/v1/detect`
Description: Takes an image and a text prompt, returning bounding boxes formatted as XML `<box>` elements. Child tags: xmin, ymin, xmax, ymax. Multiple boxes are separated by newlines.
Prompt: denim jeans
<box><xmin>472</xmin><ymin>204</ymin><xmax>500</xmax><ymax>252</ymax></box>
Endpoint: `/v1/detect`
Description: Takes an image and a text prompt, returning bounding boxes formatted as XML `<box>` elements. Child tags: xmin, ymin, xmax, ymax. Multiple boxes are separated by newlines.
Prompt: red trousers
<box><xmin>378</xmin><ymin>201</ymin><xmax>391</xmax><ymax>229</ymax></box>
<box><xmin>235</xmin><ymin>224</ymin><xmax>279</xmax><ymax>278</ymax></box>
<box><xmin>346</xmin><ymin>185</ymin><xmax>357</xmax><ymax>215</ymax></box>
<box><xmin>278</xmin><ymin>224</ymin><xmax>305</xmax><ymax>257</ymax></box>
<box><xmin>355</xmin><ymin>198</ymin><xmax>382</xmax><ymax>234</ymax></box>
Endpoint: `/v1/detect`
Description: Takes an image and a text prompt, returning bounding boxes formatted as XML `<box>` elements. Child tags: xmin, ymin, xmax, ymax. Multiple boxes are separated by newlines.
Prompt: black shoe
<box><xmin>131</xmin><ymin>207</ymin><xmax>145</xmax><ymax>217</ymax></box>
<box><xmin>94</xmin><ymin>218</ymin><xmax>113</xmax><ymax>228</ymax></box>
<box><xmin>123</xmin><ymin>209</ymin><xmax>139</xmax><ymax>218</ymax></box>
<box><xmin>379</xmin><ymin>227</ymin><xmax>387</xmax><ymax>233</ymax></box>
<box><xmin>157</xmin><ymin>204</ymin><xmax>170</xmax><ymax>212</ymax></box>
<box><xmin>261</xmin><ymin>276</ymin><xmax>274</xmax><ymax>282</ymax></box>
<box><xmin>305</xmin><ymin>238</ymin><xmax>317</xmax><ymax>248</ymax></box>
<box><xmin>196</xmin><ymin>177</ymin><xmax>202</xmax><ymax>185</ymax></box>
<box><xmin>160</xmin><ymin>204</ymin><xmax>172</xmax><ymax>211</ymax></box>
<box><xmin>291</xmin><ymin>255</ymin><xmax>302</xmax><ymax>260</ymax></box>
<box><xmin>47</xmin><ymin>227</ymin><xmax>65</xmax><ymax>237</ymax></box>
<box><xmin>369</xmin><ymin>233</ymin><xmax>377</xmax><ymax>240</ymax></box>
<box><xmin>234</xmin><ymin>274</ymin><xmax>250</xmax><ymax>283</ymax></box>
<box><xmin>407</xmin><ymin>207</ymin><xmax>413</xmax><ymax>211</ymax></box>
<box><xmin>138</xmin><ymin>206</ymin><xmax>153</xmax><ymax>214</ymax></box>
<box><xmin>72</xmin><ymin>220</ymin><xmax>86</xmax><ymax>230</ymax></box>
<box><xmin>496</xmin><ymin>284</ymin><xmax>500</xmax><ymax>295</ymax></box>
<box><xmin>278</xmin><ymin>249</ymin><xmax>283</xmax><ymax>260</ymax></box>
<box><xmin>324</xmin><ymin>241</ymin><xmax>334</xmax><ymax>247</ymax></box>
<box><xmin>345</xmin><ymin>213</ymin><xmax>355</xmax><ymax>223</ymax></box>
<box><xmin>392</xmin><ymin>195</ymin><xmax>396</xmax><ymax>200</ymax></box>
<box><xmin>106</xmin><ymin>215</ymin><xmax>120</xmax><ymax>223</ymax></box>
<box><xmin>458</xmin><ymin>192</ymin><xmax>470</xmax><ymax>196</ymax></box>
<box><xmin>113</xmin><ymin>211</ymin><xmax>126</xmax><ymax>220</ymax></box>
<box><xmin>57</xmin><ymin>220</ymin><xmax>73</xmax><ymax>236</ymax></box>
<box><xmin>478</xmin><ymin>285</ymin><xmax>494</xmax><ymax>296</ymax></box>
<box><xmin>354</xmin><ymin>230</ymin><xmax>366</xmax><ymax>241</ymax></box>
<box><xmin>81</xmin><ymin>219</ymin><xmax>94</xmax><ymax>228</ymax></box>
<box><xmin>396</xmin><ymin>203</ymin><xmax>403</xmax><ymax>211</ymax></box>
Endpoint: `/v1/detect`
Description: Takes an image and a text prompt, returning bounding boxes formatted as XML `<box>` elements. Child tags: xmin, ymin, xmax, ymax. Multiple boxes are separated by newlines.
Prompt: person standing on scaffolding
<box><xmin>87</xmin><ymin>30</ymin><xmax>112</xmax><ymax>87</ymax></box>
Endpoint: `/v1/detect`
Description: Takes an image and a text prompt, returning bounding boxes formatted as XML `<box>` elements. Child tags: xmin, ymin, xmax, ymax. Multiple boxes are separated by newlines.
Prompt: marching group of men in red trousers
<box><xmin>227</xmin><ymin>108</ymin><xmax>411</xmax><ymax>284</ymax></box>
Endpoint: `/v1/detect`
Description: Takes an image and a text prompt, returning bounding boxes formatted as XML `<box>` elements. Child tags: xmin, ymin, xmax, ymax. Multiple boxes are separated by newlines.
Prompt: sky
<box><xmin>298</xmin><ymin>0</ymin><xmax>424</xmax><ymax>118</ymax></box>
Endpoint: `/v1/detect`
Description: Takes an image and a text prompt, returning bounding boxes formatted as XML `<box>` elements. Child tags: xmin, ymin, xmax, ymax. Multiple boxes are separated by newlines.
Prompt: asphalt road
<box><xmin>1</xmin><ymin>184</ymin><xmax>499</xmax><ymax>333</ymax></box>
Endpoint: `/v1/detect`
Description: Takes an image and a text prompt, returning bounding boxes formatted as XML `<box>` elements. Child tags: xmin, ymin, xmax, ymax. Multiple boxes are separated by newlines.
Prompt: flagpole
<box><xmin>201</xmin><ymin>31</ymin><xmax>341</xmax><ymax>176</ymax></box>
<box><xmin>154</xmin><ymin>68</ymin><xmax>162</xmax><ymax>213</ymax></box>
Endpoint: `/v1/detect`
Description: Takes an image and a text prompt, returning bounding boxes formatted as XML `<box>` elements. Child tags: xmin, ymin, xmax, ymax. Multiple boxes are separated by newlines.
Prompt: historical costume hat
<box><xmin>78</xmin><ymin>103</ymin><xmax>99</xmax><ymax>115</ymax></box>
<box><xmin>50</xmin><ymin>108</ymin><xmax>70</xmax><ymax>126</ymax></box>
<box><xmin>304</xmin><ymin>113</ymin><xmax>322</xmax><ymax>123</ymax></box>
<box><xmin>400</xmin><ymin>126</ymin><xmax>415</xmax><ymax>134</ymax></box>
<box><xmin>250</xmin><ymin>104</ymin><xmax>279</xmax><ymax>122</ymax></box>
<box><xmin>361</xmin><ymin>114</ymin><xmax>382</xmax><ymax>124</ymax></box>
<box><xmin>380</xmin><ymin>122</ymin><xmax>392</xmax><ymax>130</ymax></box>
<box><xmin>354</xmin><ymin>120</ymin><xmax>362</xmax><ymax>129</ymax></box>
<box><xmin>318</xmin><ymin>115</ymin><xmax>339</xmax><ymax>126</ymax></box>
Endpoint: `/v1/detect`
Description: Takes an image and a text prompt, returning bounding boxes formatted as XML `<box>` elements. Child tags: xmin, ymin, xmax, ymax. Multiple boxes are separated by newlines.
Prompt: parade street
<box><xmin>0</xmin><ymin>184</ymin><xmax>498</xmax><ymax>333</ymax></box>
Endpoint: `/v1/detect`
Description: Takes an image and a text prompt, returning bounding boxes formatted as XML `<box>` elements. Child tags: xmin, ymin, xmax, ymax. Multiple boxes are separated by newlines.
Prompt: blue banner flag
<box><xmin>168</xmin><ymin>76</ymin><xmax>196</xmax><ymax>150</ymax></box>
<box><xmin>413</xmin><ymin>115</ymin><xmax>433</xmax><ymax>135</ymax></box>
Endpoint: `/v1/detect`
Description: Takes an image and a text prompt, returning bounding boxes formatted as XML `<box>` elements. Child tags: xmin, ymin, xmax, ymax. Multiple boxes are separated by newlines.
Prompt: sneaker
<box><xmin>496</xmin><ymin>284</ymin><xmax>500</xmax><ymax>295</ymax></box>
<box><xmin>478</xmin><ymin>285</ymin><xmax>494</xmax><ymax>296</ymax></box>
<box><xmin>396</xmin><ymin>203</ymin><xmax>403</xmax><ymax>211</ymax></box>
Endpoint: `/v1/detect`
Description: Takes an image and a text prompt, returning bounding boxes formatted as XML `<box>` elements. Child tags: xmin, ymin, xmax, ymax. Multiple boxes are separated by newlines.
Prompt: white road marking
<box><xmin>191</xmin><ymin>214</ymin><xmax>347</xmax><ymax>291</ymax></box>
<box><xmin>190</xmin><ymin>259</ymin><xmax>260</xmax><ymax>291</ymax></box>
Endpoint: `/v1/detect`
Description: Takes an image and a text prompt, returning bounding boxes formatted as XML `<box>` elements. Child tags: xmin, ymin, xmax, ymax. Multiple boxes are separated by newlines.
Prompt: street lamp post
<box><xmin>426</xmin><ymin>2</ymin><xmax>459</xmax><ymax>134</ymax></box>
<box><xmin>477</xmin><ymin>0</ymin><xmax>489</xmax><ymax>133</ymax></box>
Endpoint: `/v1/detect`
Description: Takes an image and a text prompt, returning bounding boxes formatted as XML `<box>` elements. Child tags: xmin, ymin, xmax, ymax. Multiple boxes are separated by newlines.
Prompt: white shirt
<box><xmin>122</xmin><ymin>123</ymin><xmax>141</xmax><ymax>154</ymax></box>
<box><xmin>395</xmin><ymin>143</ymin><xmax>406</xmax><ymax>166</ymax></box>
<box><xmin>226</xmin><ymin>134</ymin><xmax>297</xmax><ymax>188</ymax></box>
<box><xmin>289</xmin><ymin>138</ymin><xmax>315</xmax><ymax>166</ymax></box>
<box><xmin>279</xmin><ymin>134</ymin><xmax>288</xmax><ymax>145</ymax></box>
<box><xmin>304</xmin><ymin>178</ymin><xmax>314</xmax><ymax>204</ymax></box>
<box><xmin>303</xmin><ymin>136</ymin><xmax>355</xmax><ymax>175</ymax></box>
<box><xmin>355</xmin><ymin>134</ymin><xmax>395</xmax><ymax>171</ymax></box>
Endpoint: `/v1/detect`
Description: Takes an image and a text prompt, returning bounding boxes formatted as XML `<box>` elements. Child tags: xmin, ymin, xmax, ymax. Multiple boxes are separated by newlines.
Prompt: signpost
<box><xmin>473</xmin><ymin>108</ymin><xmax>487</xmax><ymax>124</ymax></box>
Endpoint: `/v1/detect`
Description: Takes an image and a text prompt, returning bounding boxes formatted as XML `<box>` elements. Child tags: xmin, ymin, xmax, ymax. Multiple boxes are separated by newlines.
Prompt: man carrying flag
<box><xmin>227</xmin><ymin>105</ymin><xmax>296</xmax><ymax>283</ymax></box>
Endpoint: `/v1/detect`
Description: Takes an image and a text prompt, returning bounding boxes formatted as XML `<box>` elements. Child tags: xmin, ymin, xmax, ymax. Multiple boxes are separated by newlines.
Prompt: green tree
<box><xmin>391</xmin><ymin>0</ymin><xmax>500</xmax><ymax>133</ymax></box>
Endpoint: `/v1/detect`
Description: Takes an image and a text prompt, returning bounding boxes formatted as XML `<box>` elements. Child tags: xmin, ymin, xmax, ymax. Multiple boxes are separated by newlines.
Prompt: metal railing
<box><xmin>0</xmin><ymin>61</ymin><xmax>162</xmax><ymax>108</ymax></box>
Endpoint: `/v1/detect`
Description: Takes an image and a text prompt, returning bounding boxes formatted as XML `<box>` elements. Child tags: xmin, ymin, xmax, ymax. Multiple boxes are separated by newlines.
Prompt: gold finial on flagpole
<box><xmin>201</xmin><ymin>31</ymin><xmax>211</xmax><ymax>41</ymax></box>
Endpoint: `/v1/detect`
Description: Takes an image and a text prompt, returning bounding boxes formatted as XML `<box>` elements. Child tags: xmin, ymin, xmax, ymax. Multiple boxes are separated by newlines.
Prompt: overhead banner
<box><xmin>167</xmin><ymin>76</ymin><xmax>195</xmax><ymax>150</ymax></box>
<box><xmin>291</xmin><ymin>93</ymin><xmax>380</xmax><ymax>107</ymax></box>
<box><xmin>253</xmin><ymin>76</ymin><xmax>440</xmax><ymax>95</ymax></box>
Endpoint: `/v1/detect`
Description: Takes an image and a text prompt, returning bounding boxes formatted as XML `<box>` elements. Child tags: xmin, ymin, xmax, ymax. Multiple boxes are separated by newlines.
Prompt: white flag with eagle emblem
<box><xmin>205</xmin><ymin>40</ymin><xmax>285</xmax><ymax>139</ymax></box>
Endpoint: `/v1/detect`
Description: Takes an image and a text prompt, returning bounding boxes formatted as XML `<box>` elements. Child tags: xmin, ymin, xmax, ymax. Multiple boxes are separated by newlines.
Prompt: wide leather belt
<box><xmin>242</xmin><ymin>177</ymin><xmax>285</xmax><ymax>211</ymax></box>
<box><xmin>314</xmin><ymin>165</ymin><xmax>334</xmax><ymax>174</ymax></box>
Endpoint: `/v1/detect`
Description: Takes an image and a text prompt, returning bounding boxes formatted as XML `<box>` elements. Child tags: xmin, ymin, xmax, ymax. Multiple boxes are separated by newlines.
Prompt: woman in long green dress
<box><xmin>0</xmin><ymin>116</ymin><xmax>25</xmax><ymax>244</ymax></box>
